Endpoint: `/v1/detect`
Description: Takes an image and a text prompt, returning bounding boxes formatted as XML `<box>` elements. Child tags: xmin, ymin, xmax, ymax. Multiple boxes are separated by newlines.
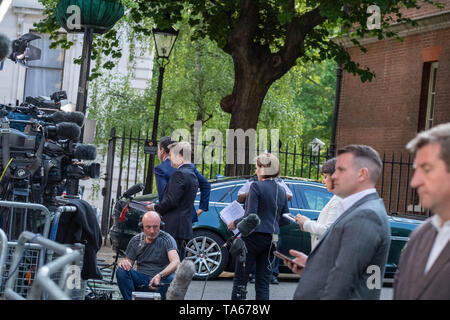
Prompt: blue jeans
<box><xmin>231</xmin><ymin>232</ymin><xmax>274</xmax><ymax>300</ymax></box>
<box><xmin>116</xmin><ymin>267</ymin><xmax>174</xmax><ymax>300</ymax></box>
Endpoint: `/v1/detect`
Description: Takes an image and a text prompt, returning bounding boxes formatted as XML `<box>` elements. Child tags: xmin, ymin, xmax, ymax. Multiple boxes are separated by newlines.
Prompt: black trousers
<box><xmin>231</xmin><ymin>232</ymin><xmax>275</xmax><ymax>300</ymax></box>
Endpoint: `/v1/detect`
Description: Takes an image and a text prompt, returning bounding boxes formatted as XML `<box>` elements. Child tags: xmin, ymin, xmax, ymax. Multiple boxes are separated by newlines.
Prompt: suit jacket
<box><xmin>154</xmin><ymin>164</ymin><xmax>199</xmax><ymax>240</ymax></box>
<box><xmin>293</xmin><ymin>193</ymin><xmax>391</xmax><ymax>300</ymax></box>
<box><xmin>394</xmin><ymin>219</ymin><xmax>450</xmax><ymax>300</ymax></box>
<box><xmin>154</xmin><ymin>158</ymin><xmax>210</xmax><ymax>222</ymax></box>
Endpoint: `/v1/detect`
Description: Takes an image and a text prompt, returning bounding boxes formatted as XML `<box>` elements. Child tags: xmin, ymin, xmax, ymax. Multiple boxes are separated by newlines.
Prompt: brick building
<box><xmin>336</xmin><ymin>1</ymin><xmax>450</xmax><ymax>215</ymax></box>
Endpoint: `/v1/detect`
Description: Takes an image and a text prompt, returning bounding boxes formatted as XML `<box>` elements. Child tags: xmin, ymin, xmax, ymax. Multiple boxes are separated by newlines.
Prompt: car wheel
<box><xmin>184</xmin><ymin>230</ymin><xmax>229</xmax><ymax>280</ymax></box>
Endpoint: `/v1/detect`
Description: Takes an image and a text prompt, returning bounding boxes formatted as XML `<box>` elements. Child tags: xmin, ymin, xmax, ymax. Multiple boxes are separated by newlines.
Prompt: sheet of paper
<box><xmin>219</xmin><ymin>200</ymin><xmax>245</xmax><ymax>235</ymax></box>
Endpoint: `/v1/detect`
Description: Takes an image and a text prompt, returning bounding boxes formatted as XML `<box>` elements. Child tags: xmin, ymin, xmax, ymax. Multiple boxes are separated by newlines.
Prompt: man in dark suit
<box><xmin>283</xmin><ymin>145</ymin><xmax>391</xmax><ymax>299</ymax></box>
<box><xmin>155</xmin><ymin>136</ymin><xmax>210</xmax><ymax>223</ymax></box>
<box><xmin>394</xmin><ymin>123</ymin><xmax>450</xmax><ymax>300</ymax></box>
<box><xmin>147</xmin><ymin>141</ymin><xmax>199</xmax><ymax>257</ymax></box>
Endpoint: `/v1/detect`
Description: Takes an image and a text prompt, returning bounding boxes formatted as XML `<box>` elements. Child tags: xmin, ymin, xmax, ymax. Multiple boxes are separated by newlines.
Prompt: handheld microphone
<box><xmin>0</xmin><ymin>33</ymin><xmax>12</xmax><ymax>61</ymax></box>
<box><xmin>122</xmin><ymin>183</ymin><xmax>145</xmax><ymax>199</ymax></box>
<box><xmin>166</xmin><ymin>260</ymin><xmax>195</xmax><ymax>300</ymax></box>
<box><xmin>74</xmin><ymin>144</ymin><xmax>97</xmax><ymax>160</ymax></box>
<box><xmin>46</xmin><ymin>111</ymin><xmax>85</xmax><ymax>127</ymax></box>
<box><xmin>223</xmin><ymin>213</ymin><xmax>261</xmax><ymax>247</ymax></box>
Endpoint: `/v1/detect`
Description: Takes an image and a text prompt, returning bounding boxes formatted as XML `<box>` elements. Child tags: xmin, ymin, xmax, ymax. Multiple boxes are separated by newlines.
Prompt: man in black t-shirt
<box><xmin>116</xmin><ymin>211</ymin><xmax>180</xmax><ymax>300</ymax></box>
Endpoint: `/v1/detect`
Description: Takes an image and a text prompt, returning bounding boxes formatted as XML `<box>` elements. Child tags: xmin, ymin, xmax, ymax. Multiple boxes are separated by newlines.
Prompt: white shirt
<box><xmin>303</xmin><ymin>195</ymin><xmax>343</xmax><ymax>250</ymax></box>
<box><xmin>237</xmin><ymin>178</ymin><xmax>293</xmax><ymax>198</ymax></box>
<box><xmin>340</xmin><ymin>188</ymin><xmax>377</xmax><ymax>214</ymax></box>
<box><xmin>424</xmin><ymin>214</ymin><xmax>450</xmax><ymax>274</ymax></box>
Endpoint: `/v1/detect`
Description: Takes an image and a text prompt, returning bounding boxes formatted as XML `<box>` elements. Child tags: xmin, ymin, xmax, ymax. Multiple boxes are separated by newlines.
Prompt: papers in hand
<box><xmin>219</xmin><ymin>200</ymin><xmax>245</xmax><ymax>235</ymax></box>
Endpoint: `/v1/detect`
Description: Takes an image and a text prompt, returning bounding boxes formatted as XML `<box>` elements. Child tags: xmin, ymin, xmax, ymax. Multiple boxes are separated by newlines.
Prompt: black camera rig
<box><xmin>0</xmin><ymin>92</ymin><xmax>100</xmax><ymax>238</ymax></box>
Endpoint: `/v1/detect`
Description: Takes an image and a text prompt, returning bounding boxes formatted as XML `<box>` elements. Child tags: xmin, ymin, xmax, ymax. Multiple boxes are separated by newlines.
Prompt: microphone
<box><xmin>0</xmin><ymin>33</ymin><xmax>12</xmax><ymax>61</ymax></box>
<box><xmin>223</xmin><ymin>214</ymin><xmax>261</xmax><ymax>247</ymax></box>
<box><xmin>56</xmin><ymin>122</ymin><xmax>81</xmax><ymax>140</ymax></box>
<box><xmin>122</xmin><ymin>183</ymin><xmax>144</xmax><ymax>199</ymax></box>
<box><xmin>166</xmin><ymin>260</ymin><xmax>195</xmax><ymax>300</ymax></box>
<box><xmin>74</xmin><ymin>144</ymin><xmax>97</xmax><ymax>160</ymax></box>
<box><xmin>45</xmin><ymin>122</ymin><xmax>80</xmax><ymax>141</ymax></box>
<box><xmin>45</xmin><ymin>111</ymin><xmax>85</xmax><ymax>127</ymax></box>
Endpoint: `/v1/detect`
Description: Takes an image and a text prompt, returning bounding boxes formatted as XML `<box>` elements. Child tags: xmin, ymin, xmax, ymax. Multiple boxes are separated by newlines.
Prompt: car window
<box><xmin>208</xmin><ymin>186</ymin><xmax>231</xmax><ymax>202</ymax></box>
<box><xmin>285</xmin><ymin>183</ymin><xmax>300</xmax><ymax>209</ymax></box>
<box><xmin>301</xmin><ymin>186</ymin><xmax>333</xmax><ymax>211</ymax></box>
<box><xmin>207</xmin><ymin>184</ymin><xmax>244</xmax><ymax>203</ymax></box>
<box><xmin>219</xmin><ymin>184</ymin><xmax>244</xmax><ymax>203</ymax></box>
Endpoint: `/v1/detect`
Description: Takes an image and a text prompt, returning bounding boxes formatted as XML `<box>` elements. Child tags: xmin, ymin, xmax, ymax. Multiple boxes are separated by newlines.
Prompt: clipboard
<box><xmin>219</xmin><ymin>200</ymin><xmax>245</xmax><ymax>235</ymax></box>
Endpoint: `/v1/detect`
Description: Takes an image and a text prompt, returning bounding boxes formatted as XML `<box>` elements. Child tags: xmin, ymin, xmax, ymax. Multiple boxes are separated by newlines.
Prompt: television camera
<box><xmin>0</xmin><ymin>92</ymin><xmax>100</xmax><ymax>238</ymax></box>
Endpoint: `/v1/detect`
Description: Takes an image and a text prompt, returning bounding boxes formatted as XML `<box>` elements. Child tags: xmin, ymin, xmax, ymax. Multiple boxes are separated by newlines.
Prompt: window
<box><xmin>425</xmin><ymin>62</ymin><xmax>438</xmax><ymax>130</ymax></box>
<box><xmin>207</xmin><ymin>184</ymin><xmax>244</xmax><ymax>203</ymax></box>
<box><xmin>300</xmin><ymin>186</ymin><xmax>333</xmax><ymax>211</ymax></box>
<box><xmin>23</xmin><ymin>33</ymin><xmax>65</xmax><ymax>99</ymax></box>
<box><xmin>418</xmin><ymin>61</ymin><xmax>438</xmax><ymax>132</ymax></box>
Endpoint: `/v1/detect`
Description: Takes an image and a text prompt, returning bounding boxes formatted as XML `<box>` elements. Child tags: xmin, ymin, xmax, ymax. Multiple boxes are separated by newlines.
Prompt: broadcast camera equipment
<box><xmin>8</xmin><ymin>33</ymin><xmax>42</xmax><ymax>67</ymax></box>
<box><xmin>0</xmin><ymin>93</ymin><xmax>100</xmax><ymax>239</ymax></box>
<box><xmin>25</xmin><ymin>90</ymin><xmax>68</xmax><ymax>110</ymax></box>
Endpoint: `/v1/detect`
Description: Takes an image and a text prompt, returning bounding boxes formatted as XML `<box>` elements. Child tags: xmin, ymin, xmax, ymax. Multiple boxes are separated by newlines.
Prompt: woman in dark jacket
<box><xmin>228</xmin><ymin>153</ymin><xmax>290</xmax><ymax>300</ymax></box>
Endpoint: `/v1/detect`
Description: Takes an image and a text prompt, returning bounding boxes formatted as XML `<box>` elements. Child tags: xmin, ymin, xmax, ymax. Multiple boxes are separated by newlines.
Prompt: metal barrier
<box><xmin>2</xmin><ymin>231</ymin><xmax>82</xmax><ymax>300</ymax></box>
<box><xmin>0</xmin><ymin>228</ymin><xmax>7</xmax><ymax>281</ymax></box>
<box><xmin>0</xmin><ymin>201</ymin><xmax>52</xmax><ymax>240</ymax></box>
<box><xmin>0</xmin><ymin>200</ymin><xmax>86</xmax><ymax>300</ymax></box>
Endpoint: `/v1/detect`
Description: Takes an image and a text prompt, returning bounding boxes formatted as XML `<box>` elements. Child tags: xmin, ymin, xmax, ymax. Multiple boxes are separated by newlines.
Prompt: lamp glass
<box><xmin>153</xmin><ymin>30</ymin><xmax>178</xmax><ymax>59</ymax></box>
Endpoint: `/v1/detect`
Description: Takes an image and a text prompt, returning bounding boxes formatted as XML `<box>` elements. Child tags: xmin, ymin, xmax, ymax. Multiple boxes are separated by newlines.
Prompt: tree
<box><xmin>36</xmin><ymin>0</ymin><xmax>443</xmax><ymax>175</ymax></box>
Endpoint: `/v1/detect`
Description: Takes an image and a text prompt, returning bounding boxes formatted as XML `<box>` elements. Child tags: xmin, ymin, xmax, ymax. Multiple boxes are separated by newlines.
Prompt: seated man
<box><xmin>116</xmin><ymin>211</ymin><xmax>180</xmax><ymax>300</ymax></box>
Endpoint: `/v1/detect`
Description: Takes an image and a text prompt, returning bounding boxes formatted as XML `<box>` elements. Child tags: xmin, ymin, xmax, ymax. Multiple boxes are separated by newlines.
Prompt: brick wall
<box><xmin>337</xmin><ymin>28</ymin><xmax>450</xmax><ymax>156</ymax></box>
<box><xmin>336</xmin><ymin>3</ymin><xmax>450</xmax><ymax>215</ymax></box>
<box><xmin>398</xmin><ymin>0</ymin><xmax>450</xmax><ymax>20</ymax></box>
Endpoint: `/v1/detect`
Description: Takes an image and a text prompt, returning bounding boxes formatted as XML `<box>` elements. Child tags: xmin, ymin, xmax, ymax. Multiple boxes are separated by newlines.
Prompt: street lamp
<box><xmin>55</xmin><ymin>0</ymin><xmax>124</xmax><ymax>139</ymax></box>
<box><xmin>144</xmin><ymin>27</ymin><xmax>179</xmax><ymax>194</ymax></box>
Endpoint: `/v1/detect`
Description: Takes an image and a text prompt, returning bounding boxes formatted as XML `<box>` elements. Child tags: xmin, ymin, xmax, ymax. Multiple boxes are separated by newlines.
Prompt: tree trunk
<box><xmin>221</xmin><ymin>64</ymin><xmax>273</xmax><ymax>176</ymax></box>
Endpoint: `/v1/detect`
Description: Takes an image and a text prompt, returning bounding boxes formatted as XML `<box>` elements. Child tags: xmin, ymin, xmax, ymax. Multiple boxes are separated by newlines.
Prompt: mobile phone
<box><xmin>273</xmin><ymin>250</ymin><xmax>292</xmax><ymax>261</ymax></box>
<box><xmin>273</xmin><ymin>251</ymin><xmax>305</xmax><ymax>269</ymax></box>
<box><xmin>129</xmin><ymin>200</ymin><xmax>152</xmax><ymax>212</ymax></box>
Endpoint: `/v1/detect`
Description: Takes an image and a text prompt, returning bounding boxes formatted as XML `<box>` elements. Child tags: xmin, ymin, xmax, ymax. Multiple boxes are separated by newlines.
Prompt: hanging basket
<box><xmin>56</xmin><ymin>0</ymin><xmax>124</xmax><ymax>34</ymax></box>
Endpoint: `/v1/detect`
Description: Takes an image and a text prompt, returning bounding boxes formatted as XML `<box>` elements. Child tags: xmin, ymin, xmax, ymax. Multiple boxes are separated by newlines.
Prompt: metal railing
<box><xmin>2</xmin><ymin>231</ymin><xmax>82</xmax><ymax>300</ymax></box>
<box><xmin>99</xmin><ymin>127</ymin><xmax>429</xmax><ymax>238</ymax></box>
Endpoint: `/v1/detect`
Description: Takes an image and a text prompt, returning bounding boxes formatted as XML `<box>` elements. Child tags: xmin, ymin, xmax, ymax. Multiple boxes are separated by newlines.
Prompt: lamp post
<box><xmin>55</xmin><ymin>0</ymin><xmax>124</xmax><ymax>137</ymax></box>
<box><xmin>144</xmin><ymin>28</ymin><xmax>179</xmax><ymax>194</ymax></box>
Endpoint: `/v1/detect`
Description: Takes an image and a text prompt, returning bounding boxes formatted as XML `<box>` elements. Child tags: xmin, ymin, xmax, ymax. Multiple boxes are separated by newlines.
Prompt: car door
<box><xmin>279</xmin><ymin>182</ymin><xmax>312</xmax><ymax>255</ymax></box>
<box><xmin>280</xmin><ymin>182</ymin><xmax>332</xmax><ymax>256</ymax></box>
<box><xmin>194</xmin><ymin>182</ymin><xmax>245</xmax><ymax>236</ymax></box>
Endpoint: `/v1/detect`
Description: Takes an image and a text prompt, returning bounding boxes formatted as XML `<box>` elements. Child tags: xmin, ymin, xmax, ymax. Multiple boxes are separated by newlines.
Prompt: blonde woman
<box><xmin>228</xmin><ymin>153</ymin><xmax>290</xmax><ymax>300</ymax></box>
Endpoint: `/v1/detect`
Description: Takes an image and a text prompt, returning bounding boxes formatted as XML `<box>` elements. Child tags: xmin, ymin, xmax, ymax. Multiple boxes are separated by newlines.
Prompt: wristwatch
<box><xmin>158</xmin><ymin>272</ymin><xmax>165</xmax><ymax>279</ymax></box>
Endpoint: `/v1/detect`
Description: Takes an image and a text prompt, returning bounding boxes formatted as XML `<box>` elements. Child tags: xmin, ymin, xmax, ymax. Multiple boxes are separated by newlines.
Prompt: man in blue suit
<box><xmin>154</xmin><ymin>136</ymin><xmax>210</xmax><ymax>223</ymax></box>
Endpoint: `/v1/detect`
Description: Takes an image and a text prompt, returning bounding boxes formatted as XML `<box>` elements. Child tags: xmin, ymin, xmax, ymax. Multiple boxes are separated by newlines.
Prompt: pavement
<box><xmin>96</xmin><ymin>239</ymin><xmax>394</xmax><ymax>300</ymax></box>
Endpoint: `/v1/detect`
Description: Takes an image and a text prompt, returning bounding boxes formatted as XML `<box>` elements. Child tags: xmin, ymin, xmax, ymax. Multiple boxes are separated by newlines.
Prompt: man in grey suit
<box><xmin>394</xmin><ymin>123</ymin><xmax>450</xmax><ymax>300</ymax></box>
<box><xmin>283</xmin><ymin>145</ymin><xmax>391</xmax><ymax>299</ymax></box>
